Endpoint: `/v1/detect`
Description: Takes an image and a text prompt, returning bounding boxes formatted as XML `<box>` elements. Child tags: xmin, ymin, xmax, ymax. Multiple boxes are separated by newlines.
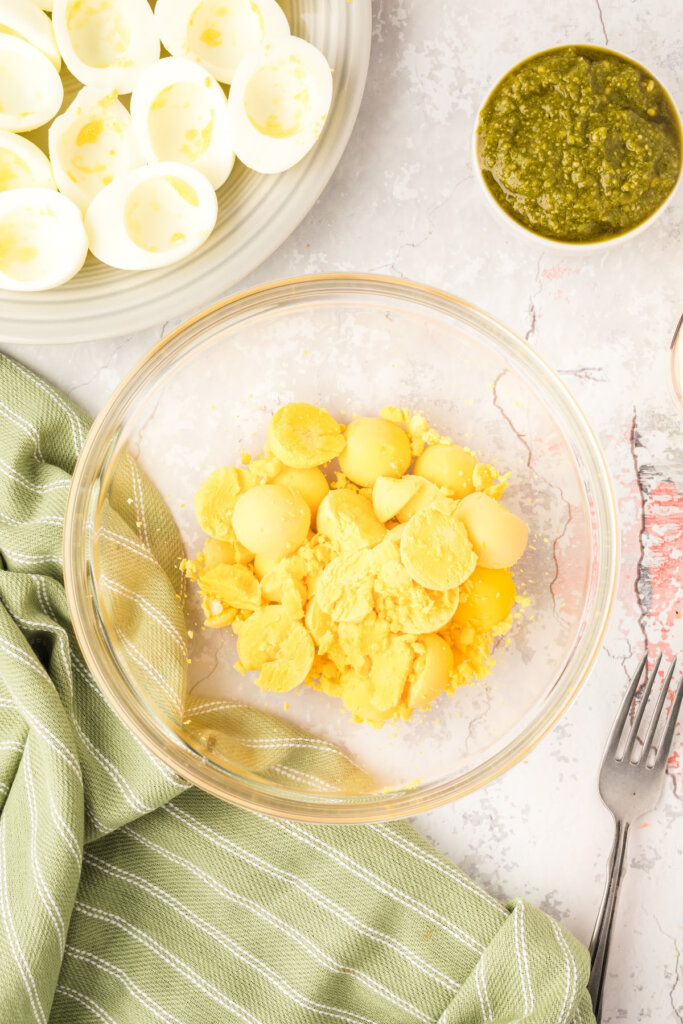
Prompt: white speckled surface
<box><xmin>3</xmin><ymin>1</ymin><xmax>682</xmax><ymax>1018</ymax></box>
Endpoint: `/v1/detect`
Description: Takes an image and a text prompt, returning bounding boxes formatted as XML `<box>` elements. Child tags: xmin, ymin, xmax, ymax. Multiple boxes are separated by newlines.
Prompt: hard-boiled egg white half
<box><xmin>227</xmin><ymin>36</ymin><xmax>332</xmax><ymax>174</ymax></box>
<box><xmin>154</xmin><ymin>0</ymin><xmax>290</xmax><ymax>86</ymax></box>
<box><xmin>0</xmin><ymin>130</ymin><xmax>55</xmax><ymax>191</ymax></box>
<box><xmin>131</xmin><ymin>57</ymin><xmax>233</xmax><ymax>190</ymax></box>
<box><xmin>0</xmin><ymin>34</ymin><xmax>63</xmax><ymax>132</ymax></box>
<box><xmin>85</xmin><ymin>162</ymin><xmax>218</xmax><ymax>271</ymax></box>
<box><xmin>49</xmin><ymin>87</ymin><xmax>142</xmax><ymax>213</ymax></box>
<box><xmin>0</xmin><ymin>0</ymin><xmax>60</xmax><ymax>69</ymax></box>
<box><xmin>0</xmin><ymin>188</ymin><xmax>87</xmax><ymax>290</ymax></box>
<box><xmin>52</xmin><ymin>0</ymin><xmax>159</xmax><ymax>94</ymax></box>
<box><xmin>0</xmin><ymin>0</ymin><xmax>334</xmax><ymax>290</ymax></box>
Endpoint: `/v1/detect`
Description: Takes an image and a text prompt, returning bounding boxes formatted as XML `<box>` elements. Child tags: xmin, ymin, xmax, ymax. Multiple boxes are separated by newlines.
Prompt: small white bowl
<box><xmin>472</xmin><ymin>45</ymin><xmax>683</xmax><ymax>252</ymax></box>
<box><xmin>670</xmin><ymin>313</ymin><xmax>683</xmax><ymax>413</ymax></box>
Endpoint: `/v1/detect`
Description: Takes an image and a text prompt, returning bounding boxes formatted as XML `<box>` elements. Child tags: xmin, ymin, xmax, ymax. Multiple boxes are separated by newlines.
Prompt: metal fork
<box><xmin>588</xmin><ymin>653</ymin><xmax>683</xmax><ymax>1020</ymax></box>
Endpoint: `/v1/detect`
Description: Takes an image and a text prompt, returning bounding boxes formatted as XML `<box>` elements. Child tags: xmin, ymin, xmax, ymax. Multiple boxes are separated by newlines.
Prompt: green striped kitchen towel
<box><xmin>0</xmin><ymin>351</ymin><xmax>595</xmax><ymax>1024</ymax></box>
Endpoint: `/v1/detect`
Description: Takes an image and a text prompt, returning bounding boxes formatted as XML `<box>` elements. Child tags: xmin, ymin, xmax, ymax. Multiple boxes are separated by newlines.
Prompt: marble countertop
<box><xmin>4</xmin><ymin>1</ymin><xmax>682</xmax><ymax>1019</ymax></box>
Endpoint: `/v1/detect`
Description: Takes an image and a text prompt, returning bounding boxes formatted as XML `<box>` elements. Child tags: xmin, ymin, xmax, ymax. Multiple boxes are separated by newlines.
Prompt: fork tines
<box><xmin>609</xmin><ymin>654</ymin><xmax>682</xmax><ymax>768</ymax></box>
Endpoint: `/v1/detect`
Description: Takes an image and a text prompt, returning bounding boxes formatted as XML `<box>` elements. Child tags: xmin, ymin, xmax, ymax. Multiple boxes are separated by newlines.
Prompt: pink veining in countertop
<box><xmin>542</xmin><ymin>266</ymin><xmax>580</xmax><ymax>281</ymax></box>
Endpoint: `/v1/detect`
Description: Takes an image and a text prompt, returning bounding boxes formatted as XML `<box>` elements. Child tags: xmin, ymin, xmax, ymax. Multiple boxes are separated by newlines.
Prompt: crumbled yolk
<box><xmin>193</xmin><ymin>465</ymin><xmax>252</xmax><ymax>542</ymax></box>
<box><xmin>372</xmin><ymin>474</ymin><xmax>423</xmax><ymax>523</ymax></box>
<box><xmin>235</xmin><ymin>606</ymin><xmax>314</xmax><ymax>692</ymax></box>
<box><xmin>452</xmin><ymin>567</ymin><xmax>516</xmax><ymax>631</ymax></box>
<box><xmin>338</xmin><ymin>416</ymin><xmax>412</xmax><ymax>487</ymax></box>
<box><xmin>0</xmin><ymin>148</ymin><xmax>31</xmax><ymax>191</ymax></box>
<box><xmin>75</xmin><ymin>118</ymin><xmax>105</xmax><ymax>146</ymax></box>
<box><xmin>400</xmin><ymin>502</ymin><xmax>477</xmax><ymax>591</ymax></box>
<box><xmin>273</xmin><ymin>466</ymin><xmax>329</xmax><ymax>525</ymax></box>
<box><xmin>316</xmin><ymin>489</ymin><xmax>386</xmax><ymax>551</ymax></box>
<box><xmin>454</xmin><ymin>492</ymin><xmax>528</xmax><ymax>569</ymax></box>
<box><xmin>267</xmin><ymin>401</ymin><xmax>345</xmax><ymax>468</ymax></box>
<box><xmin>182</xmin><ymin>402</ymin><xmax>529</xmax><ymax>727</ymax></box>
<box><xmin>232</xmin><ymin>483</ymin><xmax>310</xmax><ymax>561</ymax></box>
<box><xmin>414</xmin><ymin>444</ymin><xmax>477</xmax><ymax>499</ymax></box>
<box><xmin>200</xmin><ymin>26</ymin><xmax>223</xmax><ymax>48</ymax></box>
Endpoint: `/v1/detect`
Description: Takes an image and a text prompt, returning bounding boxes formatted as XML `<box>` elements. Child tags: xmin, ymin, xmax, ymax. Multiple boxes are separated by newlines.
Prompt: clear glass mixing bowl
<box><xmin>1</xmin><ymin>1</ymin><xmax>370</xmax><ymax>344</ymax></box>
<box><xmin>64</xmin><ymin>275</ymin><xmax>618</xmax><ymax>821</ymax></box>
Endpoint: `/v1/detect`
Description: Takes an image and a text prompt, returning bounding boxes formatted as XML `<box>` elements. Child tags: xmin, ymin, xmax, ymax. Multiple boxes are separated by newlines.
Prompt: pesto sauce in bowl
<box><xmin>476</xmin><ymin>45</ymin><xmax>682</xmax><ymax>243</ymax></box>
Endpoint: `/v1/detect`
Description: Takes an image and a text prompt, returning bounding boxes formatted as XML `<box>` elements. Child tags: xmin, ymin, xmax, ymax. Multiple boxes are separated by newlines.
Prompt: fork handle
<box><xmin>588</xmin><ymin>818</ymin><xmax>631</xmax><ymax>1020</ymax></box>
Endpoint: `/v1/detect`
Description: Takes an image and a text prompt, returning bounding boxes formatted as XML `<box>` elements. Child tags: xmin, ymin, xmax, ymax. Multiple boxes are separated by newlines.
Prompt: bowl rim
<box><xmin>472</xmin><ymin>43</ymin><xmax>683</xmax><ymax>251</ymax></box>
<box><xmin>669</xmin><ymin>313</ymin><xmax>683</xmax><ymax>413</ymax></box>
<box><xmin>64</xmin><ymin>273</ymin><xmax>620</xmax><ymax>822</ymax></box>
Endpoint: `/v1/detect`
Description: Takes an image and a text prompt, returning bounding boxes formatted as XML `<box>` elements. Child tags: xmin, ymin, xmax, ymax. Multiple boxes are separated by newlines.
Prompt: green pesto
<box><xmin>477</xmin><ymin>46</ymin><xmax>682</xmax><ymax>243</ymax></box>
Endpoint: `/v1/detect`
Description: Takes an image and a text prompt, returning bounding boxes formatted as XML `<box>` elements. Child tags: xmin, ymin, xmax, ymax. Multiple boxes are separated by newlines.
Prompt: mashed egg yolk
<box><xmin>267</xmin><ymin>401</ymin><xmax>345</xmax><ymax>468</ymax></box>
<box><xmin>316</xmin><ymin>489</ymin><xmax>387</xmax><ymax>551</ymax></box>
<box><xmin>371</xmin><ymin>474</ymin><xmax>423</xmax><ymax>523</ymax></box>
<box><xmin>183</xmin><ymin>403</ymin><xmax>529</xmax><ymax>727</ymax></box>
<box><xmin>235</xmin><ymin>605</ymin><xmax>314</xmax><ymax>692</ymax></box>
<box><xmin>454</xmin><ymin>491</ymin><xmax>528</xmax><ymax>569</ymax></box>
<box><xmin>194</xmin><ymin>465</ymin><xmax>252</xmax><ymax>542</ymax></box>
<box><xmin>400</xmin><ymin>503</ymin><xmax>477</xmax><ymax>591</ymax></box>
<box><xmin>414</xmin><ymin>443</ymin><xmax>477</xmax><ymax>498</ymax></box>
<box><xmin>273</xmin><ymin>465</ymin><xmax>328</xmax><ymax>524</ymax></box>
<box><xmin>338</xmin><ymin>416</ymin><xmax>412</xmax><ymax>487</ymax></box>
<box><xmin>232</xmin><ymin>483</ymin><xmax>310</xmax><ymax>560</ymax></box>
<box><xmin>453</xmin><ymin>566</ymin><xmax>516</xmax><ymax>631</ymax></box>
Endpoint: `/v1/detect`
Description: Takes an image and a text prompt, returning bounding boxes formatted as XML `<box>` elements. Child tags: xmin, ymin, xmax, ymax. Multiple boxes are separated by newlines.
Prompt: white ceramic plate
<box><xmin>1</xmin><ymin>1</ymin><xmax>371</xmax><ymax>344</ymax></box>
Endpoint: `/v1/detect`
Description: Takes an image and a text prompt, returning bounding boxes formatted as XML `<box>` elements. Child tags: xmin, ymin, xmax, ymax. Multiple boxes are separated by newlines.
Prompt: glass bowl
<box><xmin>64</xmin><ymin>274</ymin><xmax>618</xmax><ymax>822</ymax></box>
<box><xmin>0</xmin><ymin>1</ymin><xmax>370</xmax><ymax>345</ymax></box>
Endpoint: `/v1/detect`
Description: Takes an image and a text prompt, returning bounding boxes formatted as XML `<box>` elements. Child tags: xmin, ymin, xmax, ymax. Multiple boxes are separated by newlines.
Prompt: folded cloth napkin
<box><xmin>0</xmin><ymin>352</ymin><xmax>595</xmax><ymax>1024</ymax></box>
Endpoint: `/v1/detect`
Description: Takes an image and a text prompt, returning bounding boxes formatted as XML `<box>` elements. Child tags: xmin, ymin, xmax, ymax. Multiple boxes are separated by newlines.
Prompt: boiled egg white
<box><xmin>0</xmin><ymin>130</ymin><xmax>56</xmax><ymax>191</ymax></box>
<box><xmin>0</xmin><ymin>35</ymin><xmax>63</xmax><ymax>133</ymax></box>
<box><xmin>52</xmin><ymin>0</ymin><xmax>160</xmax><ymax>94</ymax></box>
<box><xmin>85</xmin><ymin>162</ymin><xmax>218</xmax><ymax>270</ymax></box>
<box><xmin>154</xmin><ymin>0</ymin><xmax>290</xmax><ymax>86</ymax></box>
<box><xmin>227</xmin><ymin>37</ymin><xmax>332</xmax><ymax>174</ymax></box>
<box><xmin>131</xmin><ymin>57</ymin><xmax>234</xmax><ymax>189</ymax></box>
<box><xmin>0</xmin><ymin>0</ymin><xmax>60</xmax><ymax>70</ymax></box>
<box><xmin>0</xmin><ymin>187</ymin><xmax>87</xmax><ymax>290</ymax></box>
<box><xmin>49</xmin><ymin>87</ymin><xmax>142</xmax><ymax>212</ymax></box>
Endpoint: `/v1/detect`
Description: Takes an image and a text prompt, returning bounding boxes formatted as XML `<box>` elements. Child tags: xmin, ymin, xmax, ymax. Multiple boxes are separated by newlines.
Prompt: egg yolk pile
<box><xmin>182</xmin><ymin>403</ymin><xmax>529</xmax><ymax>727</ymax></box>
